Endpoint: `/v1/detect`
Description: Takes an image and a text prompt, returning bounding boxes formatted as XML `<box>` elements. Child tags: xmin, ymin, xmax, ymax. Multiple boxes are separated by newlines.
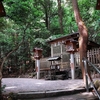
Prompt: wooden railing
<box><xmin>83</xmin><ymin>58</ymin><xmax>100</xmax><ymax>99</ymax></box>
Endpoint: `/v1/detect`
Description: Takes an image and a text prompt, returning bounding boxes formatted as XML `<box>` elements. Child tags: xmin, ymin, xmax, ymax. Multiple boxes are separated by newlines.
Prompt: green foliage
<box><xmin>5</xmin><ymin>0</ymin><xmax>42</xmax><ymax>24</ymax></box>
<box><xmin>0</xmin><ymin>0</ymin><xmax>100</xmax><ymax>74</ymax></box>
<box><xmin>0</xmin><ymin>85</ymin><xmax>6</xmax><ymax>93</ymax></box>
<box><xmin>78</xmin><ymin>0</ymin><xmax>100</xmax><ymax>43</ymax></box>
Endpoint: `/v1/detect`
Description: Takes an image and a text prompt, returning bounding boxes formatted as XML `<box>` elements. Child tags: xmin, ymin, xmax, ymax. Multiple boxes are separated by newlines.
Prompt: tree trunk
<box><xmin>45</xmin><ymin>9</ymin><xmax>50</xmax><ymax>30</ymax></box>
<box><xmin>0</xmin><ymin>42</ymin><xmax>23</xmax><ymax>98</ymax></box>
<box><xmin>57</xmin><ymin>0</ymin><xmax>63</xmax><ymax>34</ymax></box>
<box><xmin>72</xmin><ymin>0</ymin><xmax>91</xmax><ymax>83</ymax></box>
<box><xmin>41</xmin><ymin>0</ymin><xmax>50</xmax><ymax>30</ymax></box>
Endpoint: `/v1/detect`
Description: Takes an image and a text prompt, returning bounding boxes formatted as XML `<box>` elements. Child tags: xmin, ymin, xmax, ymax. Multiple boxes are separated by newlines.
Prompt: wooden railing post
<box><xmin>83</xmin><ymin>58</ymin><xmax>89</xmax><ymax>92</ymax></box>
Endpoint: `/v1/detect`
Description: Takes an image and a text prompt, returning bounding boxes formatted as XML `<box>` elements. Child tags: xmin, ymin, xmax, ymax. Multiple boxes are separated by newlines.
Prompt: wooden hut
<box><xmin>40</xmin><ymin>32</ymin><xmax>100</xmax><ymax>79</ymax></box>
<box><xmin>47</xmin><ymin>32</ymin><xmax>100</xmax><ymax>69</ymax></box>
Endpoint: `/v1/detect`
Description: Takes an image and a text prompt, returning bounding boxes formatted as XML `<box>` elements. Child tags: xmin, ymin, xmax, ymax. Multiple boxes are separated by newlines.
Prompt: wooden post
<box><xmin>63</xmin><ymin>39</ymin><xmax>77</xmax><ymax>79</ymax></box>
<box><xmin>33</xmin><ymin>48</ymin><xmax>42</xmax><ymax>79</ymax></box>
<box><xmin>70</xmin><ymin>53</ymin><xmax>75</xmax><ymax>79</ymax></box>
<box><xmin>36</xmin><ymin>60</ymin><xmax>40</xmax><ymax>79</ymax></box>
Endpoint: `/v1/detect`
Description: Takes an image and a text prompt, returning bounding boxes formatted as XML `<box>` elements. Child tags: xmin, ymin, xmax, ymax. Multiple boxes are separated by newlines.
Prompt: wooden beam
<box><xmin>96</xmin><ymin>0</ymin><xmax>100</xmax><ymax>10</ymax></box>
<box><xmin>0</xmin><ymin>2</ymin><xmax>6</xmax><ymax>17</ymax></box>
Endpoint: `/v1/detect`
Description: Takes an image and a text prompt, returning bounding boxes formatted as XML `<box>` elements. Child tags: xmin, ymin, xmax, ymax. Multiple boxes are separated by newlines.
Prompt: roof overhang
<box><xmin>47</xmin><ymin>32</ymin><xmax>79</xmax><ymax>44</ymax></box>
<box><xmin>47</xmin><ymin>32</ymin><xmax>100</xmax><ymax>49</ymax></box>
<box><xmin>47</xmin><ymin>56</ymin><xmax>61</xmax><ymax>61</ymax></box>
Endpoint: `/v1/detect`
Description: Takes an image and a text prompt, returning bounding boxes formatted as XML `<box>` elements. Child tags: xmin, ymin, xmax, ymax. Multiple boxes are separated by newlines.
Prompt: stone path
<box><xmin>2</xmin><ymin>78</ymin><xmax>99</xmax><ymax>99</ymax></box>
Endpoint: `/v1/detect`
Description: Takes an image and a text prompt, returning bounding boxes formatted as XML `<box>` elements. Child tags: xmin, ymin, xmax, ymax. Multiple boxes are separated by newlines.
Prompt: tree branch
<box><xmin>0</xmin><ymin>41</ymin><xmax>23</xmax><ymax>71</ymax></box>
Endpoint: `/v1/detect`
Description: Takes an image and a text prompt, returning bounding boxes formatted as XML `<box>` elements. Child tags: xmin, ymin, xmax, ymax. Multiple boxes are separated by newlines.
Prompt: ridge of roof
<box><xmin>47</xmin><ymin>32</ymin><xmax>79</xmax><ymax>43</ymax></box>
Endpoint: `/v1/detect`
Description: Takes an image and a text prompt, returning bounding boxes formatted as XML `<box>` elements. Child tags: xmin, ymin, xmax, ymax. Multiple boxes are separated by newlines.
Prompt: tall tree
<box><xmin>57</xmin><ymin>0</ymin><xmax>63</xmax><ymax>34</ymax></box>
<box><xmin>34</xmin><ymin>0</ymin><xmax>55</xmax><ymax>31</ymax></box>
<box><xmin>41</xmin><ymin>0</ymin><xmax>51</xmax><ymax>30</ymax></box>
<box><xmin>72</xmin><ymin>0</ymin><xmax>91</xmax><ymax>83</ymax></box>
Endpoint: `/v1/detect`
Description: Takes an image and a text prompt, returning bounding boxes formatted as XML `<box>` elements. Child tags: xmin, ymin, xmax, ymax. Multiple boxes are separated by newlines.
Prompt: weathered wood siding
<box><xmin>74</xmin><ymin>47</ymin><xmax>100</xmax><ymax>66</ymax></box>
<box><xmin>40</xmin><ymin>46</ymin><xmax>100</xmax><ymax>71</ymax></box>
<box><xmin>39</xmin><ymin>58</ymin><xmax>51</xmax><ymax>70</ymax></box>
<box><xmin>40</xmin><ymin>44</ymin><xmax>70</xmax><ymax>70</ymax></box>
<box><xmin>87</xmin><ymin>47</ymin><xmax>100</xmax><ymax>64</ymax></box>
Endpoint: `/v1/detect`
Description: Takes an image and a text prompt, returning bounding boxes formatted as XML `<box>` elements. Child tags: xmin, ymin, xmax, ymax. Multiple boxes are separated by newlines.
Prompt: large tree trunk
<box><xmin>72</xmin><ymin>0</ymin><xmax>91</xmax><ymax>83</ymax></box>
<box><xmin>45</xmin><ymin>9</ymin><xmax>50</xmax><ymax>30</ymax></box>
<box><xmin>57</xmin><ymin>0</ymin><xmax>63</xmax><ymax>34</ymax></box>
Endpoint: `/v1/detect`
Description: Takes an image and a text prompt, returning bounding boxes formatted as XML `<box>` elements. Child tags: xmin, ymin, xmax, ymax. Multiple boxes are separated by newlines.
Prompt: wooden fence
<box><xmin>87</xmin><ymin>47</ymin><xmax>100</xmax><ymax>65</ymax></box>
<box><xmin>40</xmin><ymin>48</ymin><xmax>100</xmax><ymax>70</ymax></box>
<box><xmin>74</xmin><ymin>47</ymin><xmax>100</xmax><ymax>67</ymax></box>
